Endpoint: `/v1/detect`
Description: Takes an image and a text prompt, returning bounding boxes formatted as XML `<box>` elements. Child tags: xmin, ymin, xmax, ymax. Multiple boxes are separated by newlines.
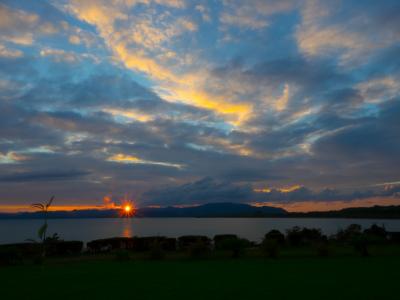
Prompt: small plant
<box><xmin>29</xmin><ymin>196</ymin><xmax>55</xmax><ymax>261</ymax></box>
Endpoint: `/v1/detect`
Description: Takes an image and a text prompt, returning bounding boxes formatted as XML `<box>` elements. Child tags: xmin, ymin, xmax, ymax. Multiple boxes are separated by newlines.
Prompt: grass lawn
<box><xmin>1</xmin><ymin>256</ymin><xmax>399</xmax><ymax>300</ymax></box>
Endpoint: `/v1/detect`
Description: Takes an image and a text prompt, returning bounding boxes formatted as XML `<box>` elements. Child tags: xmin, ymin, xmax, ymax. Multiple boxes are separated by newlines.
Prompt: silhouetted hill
<box><xmin>136</xmin><ymin>202</ymin><xmax>286</xmax><ymax>217</ymax></box>
<box><xmin>1</xmin><ymin>203</ymin><xmax>400</xmax><ymax>219</ymax></box>
<box><xmin>0</xmin><ymin>202</ymin><xmax>285</xmax><ymax>219</ymax></box>
<box><xmin>289</xmin><ymin>205</ymin><xmax>400</xmax><ymax>219</ymax></box>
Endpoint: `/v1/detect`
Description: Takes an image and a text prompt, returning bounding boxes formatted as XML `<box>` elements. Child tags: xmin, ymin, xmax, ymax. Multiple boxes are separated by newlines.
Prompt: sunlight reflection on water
<box><xmin>122</xmin><ymin>218</ymin><xmax>133</xmax><ymax>237</ymax></box>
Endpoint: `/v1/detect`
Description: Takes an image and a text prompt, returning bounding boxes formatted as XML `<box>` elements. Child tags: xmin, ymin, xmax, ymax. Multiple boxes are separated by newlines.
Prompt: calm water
<box><xmin>1</xmin><ymin>218</ymin><xmax>400</xmax><ymax>245</ymax></box>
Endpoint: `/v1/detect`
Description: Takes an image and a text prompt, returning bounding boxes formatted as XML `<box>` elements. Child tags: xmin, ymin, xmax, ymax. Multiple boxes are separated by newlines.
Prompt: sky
<box><xmin>0</xmin><ymin>0</ymin><xmax>400</xmax><ymax>212</ymax></box>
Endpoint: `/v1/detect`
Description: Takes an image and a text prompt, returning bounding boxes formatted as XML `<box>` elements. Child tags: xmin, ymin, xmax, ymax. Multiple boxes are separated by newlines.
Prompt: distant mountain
<box><xmin>0</xmin><ymin>202</ymin><xmax>286</xmax><ymax>219</ymax></box>
<box><xmin>2</xmin><ymin>203</ymin><xmax>400</xmax><ymax>219</ymax></box>
<box><xmin>136</xmin><ymin>202</ymin><xmax>286</xmax><ymax>217</ymax></box>
<box><xmin>289</xmin><ymin>205</ymin><xmax>400</xmax><ymax>219</ymax></box>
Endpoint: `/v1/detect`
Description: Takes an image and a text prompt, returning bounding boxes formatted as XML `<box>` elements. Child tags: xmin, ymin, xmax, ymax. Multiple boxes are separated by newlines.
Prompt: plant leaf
<box><xmin>32</xmin><ymin>203</ymin><xmax>44</xmax><ymax>210</ymax></box>
<box><xmin>46</xmin><ymin>196</ymin><xmax>54</xmax><ymax>209</ymax></box>
<box><xmin>38</xmin><ymin>223</ymin><xmax>48</xmax><ymax>240</ymax></box>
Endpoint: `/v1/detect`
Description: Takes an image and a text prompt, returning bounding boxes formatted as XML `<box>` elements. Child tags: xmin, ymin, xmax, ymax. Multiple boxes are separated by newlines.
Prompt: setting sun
<box><xmin>120</xmin><ymin>202</ymin><xmax>135</xmax><ymax>217</ymax></box>
<box><xmin>124</xmin><ymin>205</ymin><xmax>132</xmax><ymax>213</ymax></box>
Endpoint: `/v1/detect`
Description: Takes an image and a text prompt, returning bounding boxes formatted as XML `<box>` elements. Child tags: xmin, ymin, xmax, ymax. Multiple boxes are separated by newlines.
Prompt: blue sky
<box><xmin>0</xmin><ymin>0</ymin><xmax>400</xmax><ymax>211</ymax></box>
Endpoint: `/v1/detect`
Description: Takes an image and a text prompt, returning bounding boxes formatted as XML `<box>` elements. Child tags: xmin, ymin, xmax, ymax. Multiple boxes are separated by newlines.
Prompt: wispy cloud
<box><xmin>107</xmin><ymin>153</ymin><xmax>184</xmax><ymax>169</ymax></box>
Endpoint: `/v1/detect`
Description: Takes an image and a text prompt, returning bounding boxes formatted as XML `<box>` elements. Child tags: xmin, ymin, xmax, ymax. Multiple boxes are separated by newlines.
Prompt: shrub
<box><xmin>0</xmin><ymin>246</ymin><xmax>23</xmax><ymax>266</ymax></box>
<box><xmin>217</xmin><ymin>237</ymin><xmax>251</xmax><ymax>258</ymax></box>
<box><xmin>46</xmin><ymin>241</ymin><xmax>83</xmax><ymax>257</ymax></box>
<box><xmin>131</xmin><ymin>237</ymin><xmax>150</xmax><ymax>252</ymax></box>
<box><xmin>335</xmin><ymin>224</ymin><xmax>362</xmax><ymax>243</ymax></box>
<box><xmin>286</xmin><ymin>226</ymin><xmax>302</xmax><ymax>246</ymax></box>
<box><xmin>261</xmin><ymin>239</ymin><xmax>280</xmax><ymax>258</ymax></box>
<box><xmin>87</xmin><ymin>237</ymin><xmax>134</xmax><ymax>252</ymax></box>
<box><xmin>131</xmin><ymin>237</ymin><xmax>176</xmax><ymax>252</ymax></box>
<box><xmin>213</xmin><ymin>235</ymin><xmax>238</xmax><ymax>250</ymax></box>
<box><xmin>187</xmin><ymin>239</ymin><xmax>211</xmax><ymax>259</ymax></box>
<box><xmin>264</xmin><ymin>230</ymin><xmax>285</xmax><ymax>246</ymax></box>
<box><xmin>353</xmin><ymin>234</ymin><xmax>369</xmax><ymax>257</ymax></box>
<box><xmin>178</xmin><ymin>236</ymin><xmax>211</xmax><ymax>251</ymax></box>
<box><xmin>286</xmin><ymin>227</ymin><xmax>325</xmax><ymax>246</ymax></box>
<box><xmin>0</xmin><ymin>243</ymin><xmax>41</xmax><ymax>263</ymax></box>
<box><xmin>364</xmin><ymin>224</ymin><xmax>387</xmax><ymax>244</ymax></box>
<box><xmin>87</xmin><ymin>237</ymin><xmax>177</xmax><ymax>253</ymax></box>
<box><xmin>148</xmin><ymin>241</ymin><xmax>166</xmax><ymax>260</ymax></box>
<box><xmin>162</xmin><ymin>238</ymin><xmax>177</xmax><ymax>251</ymax></box>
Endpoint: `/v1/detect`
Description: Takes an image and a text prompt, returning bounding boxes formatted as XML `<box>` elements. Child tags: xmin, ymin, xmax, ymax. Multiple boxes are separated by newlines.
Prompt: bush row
<box><xmin>0</xmin><ymin>224</ymin><xmax>395</xmax><ymax>264</ymax></box>
<box><xmin>0</xmin><ymin>241</ymin><xmax>83</xmax><ymax>265</ymax></box>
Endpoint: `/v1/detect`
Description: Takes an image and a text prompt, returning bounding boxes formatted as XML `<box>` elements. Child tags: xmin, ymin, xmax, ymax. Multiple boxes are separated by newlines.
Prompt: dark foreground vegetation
<box><xmin>1</xmin><ymin>224</ymin><xmax>400</xmax><ymax>264</ymax></box>
<box><xmin>1</xmin><ymin>224</ymin><xmax>400</xmax><ymax>299</ymax></box>
<box><xmin>1</xmin><ymin>257</ymin><xmax>399</xmax><ymax>300</ymax></box>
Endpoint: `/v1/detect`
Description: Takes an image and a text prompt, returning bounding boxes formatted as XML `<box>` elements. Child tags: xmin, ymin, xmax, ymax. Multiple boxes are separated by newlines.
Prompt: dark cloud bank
<box><xmin>143</xmin><ymin>177</ymin><xmax>400</xmax><ymax>206</ymax></box>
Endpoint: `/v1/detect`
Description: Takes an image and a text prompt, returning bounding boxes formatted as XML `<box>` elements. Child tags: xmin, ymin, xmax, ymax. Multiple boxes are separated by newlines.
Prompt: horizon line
<box><xmin>1</xmin><ymin>197</ymin><xmax>400</xmax><ymax>214</ymax></box>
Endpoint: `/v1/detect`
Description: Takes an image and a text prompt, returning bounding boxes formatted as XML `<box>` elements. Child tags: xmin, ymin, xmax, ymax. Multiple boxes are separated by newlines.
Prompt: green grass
<box><xmin>1</xmin><ymin>256</ymin><xmax>399</xmax><ymax>300</ymax></box>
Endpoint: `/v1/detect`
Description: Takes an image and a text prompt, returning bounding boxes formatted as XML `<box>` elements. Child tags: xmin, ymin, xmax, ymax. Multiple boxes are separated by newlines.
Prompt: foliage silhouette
<box><xmin>264</xmin><ymin>230</ymin><xmax>285</xmax><ymax>246</ymax></box>
<box><xmin>148</xmin><ymin>240</ymin><xmax>166</xmax><ymax>260</ymax></box>
<box><xmin>216</xmin><ymin>236</ymin><xmax>251</xmax><ymax>258</ymax></box>
<box><xmin>29</xmin><ymin>196</ymin><xmax>55</xmax><ymax>262</ymax></box>
<box><xmin>286</xmin><ymin>226</ymin><xmax>325</xmax><ymax>246</ymax></box>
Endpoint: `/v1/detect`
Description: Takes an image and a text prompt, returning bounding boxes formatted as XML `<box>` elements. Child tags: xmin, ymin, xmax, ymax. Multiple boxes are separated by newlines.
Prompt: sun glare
<box><xmin>120</xmin><ymin>202</ymin><xmax>135</xmax><ymax>217</ymax></box>
<box><xmin>124</xmin><ymin>205</ymin><xmax>132</xmax><ymax>213</ymax></box>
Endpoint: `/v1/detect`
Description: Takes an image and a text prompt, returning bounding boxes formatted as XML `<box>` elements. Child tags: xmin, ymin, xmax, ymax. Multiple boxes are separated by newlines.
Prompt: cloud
<box><xmin>274</xmin><ymin>83</ymin><xmax>290</xmax><ymax>111</ymax></box>
<box><xmin>64</xmin><ymin>0</ymin><xmax>253</xmax><ymax>124</ymax></box>
<box><xmin>142</xmin><ymin>177</ymin><xmax>400</xmax><ymax>206</ymax></box>
<box><xmin>0</xmin><ymin>151</ymin><xmax>30</xmax><ymax>164</ymax></box>
<box><xmin>0</xmin><ymin>44</ymin><xmax>23</xmax><ymax>58</ymax></box>
<box><xmin>0</xmin><ymin>170</ymin><xmax>90</xmax><ymax>182</ymax></box>
<box><xmin>39</xmin><ymin>48</ymin><xmax>96</xmax><ymax>63</ymax></box>
<box><xmin>0</xmin><ymin>0</ymin><xmax>399</xmax><ymax>208</ymax></box>
<box><xmin>220</xmin><ymin>0</ymin><xmax>296</xmax><ymax>30</ymax></box>
<box><xmin>195</xmin><ymin>4</ymin><xmax>211</xmax><ymax>22</ymax></box>
<box><xmin>107</xmin><ymin>153</ymin><xmax>184</xmax><ymax>169</ymax></box>
<box><xmin>142</xmin><ymin>177</ymin><xmax>259</xmax><ymax>205</ymax></box>
<box><xmin>296</xmin><ymin>0</ymin><xmax>400</xmax><ymax>65</ymax></box>
<box><xmin>0</xmin><ymin>4</ymin><xmax>38</xmax><ymax>45</ymax></box>
<box><xmin>356</xmin><ymin>76</ymin><xmax>400</xmax><ymax>104</ymax></box>
<box><xmin>0</xmin><ymin>3</ymin><xmax>63</xmax><ymax>46</ymax></box>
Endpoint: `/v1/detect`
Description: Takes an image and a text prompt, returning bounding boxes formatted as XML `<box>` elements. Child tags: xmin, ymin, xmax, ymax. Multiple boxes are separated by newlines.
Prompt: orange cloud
<box><xmin>274</xmin><ymin>83</ymin><xmax>290</xmax><ymax>111</ymax></box>
<box><xmin>66</xmin><ymin>0</ymin><xmax>253</xmax><ymax>125</ymax></box>
<box><xmin>107</xmin><ymin>153</ymin><xmax>184</xmax><ymax>169</ymax></box>
<box><xmin>0</xmin><ymin>151</ymin><xmax>30</xmax><ymax>164</ymax></box>
<box><xmin>254</xmin><ymin>185</ymin><xmax>303</xmax><ymax>193</ymax></box>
